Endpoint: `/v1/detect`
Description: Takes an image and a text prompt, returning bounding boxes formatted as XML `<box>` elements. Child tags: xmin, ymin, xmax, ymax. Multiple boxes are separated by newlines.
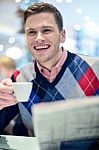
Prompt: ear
<box><xmin>60</xmin><ymin>29</ymin><xmax>66</xmax><ymax>43</ymax></box>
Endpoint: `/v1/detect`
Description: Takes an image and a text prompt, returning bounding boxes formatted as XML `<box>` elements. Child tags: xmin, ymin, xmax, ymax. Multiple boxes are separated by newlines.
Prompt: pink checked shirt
<box><xmin>37</xmin><ymin>48</ymin><xmax>67</xmax><ymax>82</ymax></box>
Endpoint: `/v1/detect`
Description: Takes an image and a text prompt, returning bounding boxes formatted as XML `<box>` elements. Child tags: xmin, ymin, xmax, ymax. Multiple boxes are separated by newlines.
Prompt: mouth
<box><xmin>34</xmin><ymin>44</ymin><xmax>50</xmax><ymax>51</ymax></box>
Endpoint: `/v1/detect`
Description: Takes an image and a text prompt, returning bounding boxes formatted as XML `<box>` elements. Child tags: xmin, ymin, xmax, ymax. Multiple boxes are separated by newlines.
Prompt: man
<box><xmin>0</xmin><ymin>2</ymin><xmax>99</xmax><ymax>149</ymax></box>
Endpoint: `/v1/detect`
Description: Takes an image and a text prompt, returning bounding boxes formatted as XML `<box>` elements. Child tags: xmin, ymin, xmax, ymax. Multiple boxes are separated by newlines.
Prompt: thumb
<box><xmin>1</xmin><ymin>78</ymin><xmax>13</xmax><ymax>86</ymax></box>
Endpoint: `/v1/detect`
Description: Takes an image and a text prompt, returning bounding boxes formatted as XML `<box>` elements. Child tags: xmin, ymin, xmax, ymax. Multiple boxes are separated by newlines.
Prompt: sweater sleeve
<box><xmin>0</xmin><ymin>104</ymin><xmax>19</xmax><ymax>134</ymax></box>
<box><xmin>0</xmin><ymin>70</ymin><xmax>20</xmax><ymax>134</ymax></box>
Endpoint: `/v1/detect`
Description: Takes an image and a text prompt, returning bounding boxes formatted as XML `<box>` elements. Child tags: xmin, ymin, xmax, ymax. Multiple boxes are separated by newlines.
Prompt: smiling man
<box><xmin>25</xmin><ymin>11</ymin><xmax>65</xmax><ymax>71</ymax></box>
<box><xmin>24</xmin><ymin>11</ymin><xmax>67</xmax><ymax>83</ymax></box>
<box><xmin>0</xmin><ymin>2</ymin><xmax>99</xmax><ymax>150</ymax></box>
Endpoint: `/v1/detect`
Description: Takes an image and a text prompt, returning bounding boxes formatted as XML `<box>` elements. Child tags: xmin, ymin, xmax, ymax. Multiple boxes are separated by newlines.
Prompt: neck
<box><xmin>38</xmin><ymin>48</ymin><xmax>63</xmax><ymax>71</ymax></box>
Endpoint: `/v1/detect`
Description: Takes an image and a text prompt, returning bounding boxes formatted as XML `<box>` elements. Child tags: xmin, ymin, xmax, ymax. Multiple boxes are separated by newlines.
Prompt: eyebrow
<box><xmin>42</xmin><ymin>25</ymin><xmax>54</xmax><ymax>29</ymax></box>
<box><xmin>25</xmin><ymin>25</ymin><xmax>54</xmax><ymax>31</ymax></box>
<box><xmin>25</xmin><ymin>28</ymin><xmax>35</xmax><ymax>32</ymax></box>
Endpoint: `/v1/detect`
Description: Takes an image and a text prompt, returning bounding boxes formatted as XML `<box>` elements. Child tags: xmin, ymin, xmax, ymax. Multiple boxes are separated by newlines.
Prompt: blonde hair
<box><xmin>0</xmin><ymin>56</ymin><xmax>16</xmax><ymax>70</ymax></box>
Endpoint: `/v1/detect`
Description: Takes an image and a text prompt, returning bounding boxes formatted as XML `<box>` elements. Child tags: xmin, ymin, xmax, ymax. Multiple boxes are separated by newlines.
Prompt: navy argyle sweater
<box><xmin>11</xmin><ymin>51</ymin><xmax>99</xmax><ymax>136</ymax></box>
<box><xmin>24</xmin><ymin>53</ymin><xmax>98</xmax><ymax>108</ymax></box>
<box><xmin>0</xmin><ymin>51</ymin><xmax>99</xmax><ymax>150</ymax></box>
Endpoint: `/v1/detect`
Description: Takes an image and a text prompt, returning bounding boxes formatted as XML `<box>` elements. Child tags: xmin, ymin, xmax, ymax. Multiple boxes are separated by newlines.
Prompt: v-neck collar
<box><xmin>34</xmin><ymin>51</ymin><xmax>72</xmax><ymax>87</ymax></box>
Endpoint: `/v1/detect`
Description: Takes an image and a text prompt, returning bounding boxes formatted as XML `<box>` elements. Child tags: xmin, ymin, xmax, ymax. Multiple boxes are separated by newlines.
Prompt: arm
<box><xmin>0</xmin><ymin>104</ymin><xmax>19</xmax><ymax>134</ymax></box>
<box><xmin>0</xmin><ymin>78</ymin><xmax>18</xmax><ymax>134</ymax></box>
<box><xmin>0</xmin><ymin>78</ymin><xmax>17</xmax><ymax>110</ymax></box>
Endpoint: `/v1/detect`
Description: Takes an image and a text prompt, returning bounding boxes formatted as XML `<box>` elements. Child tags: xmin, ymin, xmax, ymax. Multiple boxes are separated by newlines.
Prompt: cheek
<box><xmin>50</xmin><ymin>36</ymin><xmax>58</xmax><ymax>45</ymax></box>
<box><xmin>53</xmin><ymin>36</ymin><xmax>60</xmax><ymax>45</ymax></box>
<box><xmin>26</xmin><ymin>37</ymin><xmax>32</xmax><ymax>46</ymax></box>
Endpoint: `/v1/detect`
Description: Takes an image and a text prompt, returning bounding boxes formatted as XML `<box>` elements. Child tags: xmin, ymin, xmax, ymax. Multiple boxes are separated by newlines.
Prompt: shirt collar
<box><xmin>36</xmin><ymin>47</ymin><xmax>67</xmax><ymax>82</ymax></box>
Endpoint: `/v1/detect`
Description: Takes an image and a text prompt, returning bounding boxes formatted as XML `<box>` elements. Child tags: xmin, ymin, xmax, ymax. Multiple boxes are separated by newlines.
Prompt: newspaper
<box><xmin>32</xmin><ymin>96</ymin><xmax>99</xmax><ymax>150</ymax></box>
<box><xmin>0</xmin><ymin>135</ymin><xmax>40</xmax><ymax>150</ymax></box>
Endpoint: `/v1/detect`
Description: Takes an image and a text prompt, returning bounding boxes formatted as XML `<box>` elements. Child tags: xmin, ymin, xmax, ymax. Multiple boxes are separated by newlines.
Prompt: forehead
<box><xmin>25</xmin><ymin>12</ymin><xmax>58</xmax><ymax>30</ymax></box>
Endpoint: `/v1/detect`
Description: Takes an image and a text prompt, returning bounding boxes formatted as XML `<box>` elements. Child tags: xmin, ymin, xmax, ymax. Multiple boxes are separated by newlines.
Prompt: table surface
<box><xmin>0</xmin><ymin>135</ymin><xmax>40</xmax><ymax>150</ymax></box>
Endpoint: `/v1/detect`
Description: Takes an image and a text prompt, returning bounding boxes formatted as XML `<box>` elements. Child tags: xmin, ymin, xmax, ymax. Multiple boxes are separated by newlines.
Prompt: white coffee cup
<box><xmin>12</xmin><ymin>82</ymin><xmax>33</xmax><ymax>102</ymax></box>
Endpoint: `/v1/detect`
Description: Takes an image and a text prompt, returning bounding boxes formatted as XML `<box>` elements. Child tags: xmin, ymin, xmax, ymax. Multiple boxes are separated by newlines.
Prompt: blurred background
<box><xmin>0</xmin><ymin>0</ymin><xmax>99</xmax><ymax>69</ymax></box>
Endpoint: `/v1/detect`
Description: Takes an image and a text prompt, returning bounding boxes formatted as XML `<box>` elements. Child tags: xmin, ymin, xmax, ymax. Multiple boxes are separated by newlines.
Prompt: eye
<box><xmin>42</xmin><ymin>29</ymin><xmax>52</xmax><ymax>34</ymax></box>
<box><xmin>26</xmin><ymin>30</ymin><xmax>37</xmax><ymax>36</ymax></box>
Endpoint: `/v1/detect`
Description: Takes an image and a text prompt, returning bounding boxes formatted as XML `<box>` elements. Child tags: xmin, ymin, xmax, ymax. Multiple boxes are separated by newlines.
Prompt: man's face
<box><xmin>25</xmin><ymin>12</ymin><xmax>65</xmax><ymax>66</ymax></box>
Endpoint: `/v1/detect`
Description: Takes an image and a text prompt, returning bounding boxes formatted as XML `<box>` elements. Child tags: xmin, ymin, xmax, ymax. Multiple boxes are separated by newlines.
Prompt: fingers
<box><xmin>1</xmin><ymin>78</ymin><xmax>12</xmax><ymax>85</ymax></box>
<box><xmin>0</xmin><ymin>98</ymin><xmax>17</xmax><ymax>110</ymax></box>
<box><xmin>0</xmin><ymin>91</ymin><xmax>16</xmax><ymax>100</ymax></box>
<box><xmin>0</xmin><ymin>78</ymin><xmax>17</xmax><ymax>110</ymax></box>
<box><xmin>0</xmin><ymin>78</ymin><xmax>13</xmax><ymax>94</ymax></box>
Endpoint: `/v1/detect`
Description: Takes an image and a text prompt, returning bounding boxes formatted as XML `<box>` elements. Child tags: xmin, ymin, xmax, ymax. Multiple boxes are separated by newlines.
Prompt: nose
<box><xmin>35</xmin><ymin>32</ymin><xmax>45</xmax><ymax>43</ymax></box>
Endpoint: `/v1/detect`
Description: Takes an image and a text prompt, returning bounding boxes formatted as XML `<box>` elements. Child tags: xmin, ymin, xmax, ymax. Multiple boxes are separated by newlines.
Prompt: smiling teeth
<box><xmin>35</xmin><ymin>45</ymin><xmax>49</xmax><ymax>50</ymax></box>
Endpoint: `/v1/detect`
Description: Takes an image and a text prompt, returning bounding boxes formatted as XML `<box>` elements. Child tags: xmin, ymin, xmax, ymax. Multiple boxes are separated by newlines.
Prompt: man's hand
<box><xmin>0</xmin><ymin>78</ymin><xmax>17</xmax><ymax>110</ymax></box>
